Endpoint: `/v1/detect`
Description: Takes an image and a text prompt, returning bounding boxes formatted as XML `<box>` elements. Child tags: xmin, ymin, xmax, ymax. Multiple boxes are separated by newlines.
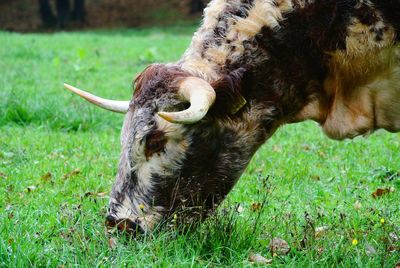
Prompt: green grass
<box><xmin>0</xmin><ymin>27</ymin><xmax>399</xmax><ymax>267</ymax></box>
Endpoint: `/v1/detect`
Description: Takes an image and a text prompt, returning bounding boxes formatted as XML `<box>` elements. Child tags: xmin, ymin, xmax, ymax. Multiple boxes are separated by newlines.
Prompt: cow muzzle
<box><xmin>105</xmin><ymin>215</ymin><xmax>145</xmax><ymax>236</ymax></box>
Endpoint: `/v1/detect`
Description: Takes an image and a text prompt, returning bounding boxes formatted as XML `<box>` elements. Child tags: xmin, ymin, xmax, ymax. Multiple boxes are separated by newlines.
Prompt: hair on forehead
<box><xmin>133</xmin><ymin>64</ymin><xmax>191</xmax><ymax>99</ymax></box>
<box><xmin>132</xmin><ymin>64</ymin><xmax>248</xmax><ymax>113</ymax></box>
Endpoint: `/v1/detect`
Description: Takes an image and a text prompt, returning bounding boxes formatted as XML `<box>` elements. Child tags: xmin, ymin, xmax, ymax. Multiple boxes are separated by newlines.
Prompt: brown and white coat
<box><xmin>65</xmin><ymin>0</ymin><xmax>400</xmax><ymax>234</ymax></box>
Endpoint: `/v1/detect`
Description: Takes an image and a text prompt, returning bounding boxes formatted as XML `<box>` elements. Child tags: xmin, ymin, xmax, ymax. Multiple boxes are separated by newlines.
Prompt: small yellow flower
<box><xmin>352</xmin><ymin>239</ymin><xmax>358</xmax><ymax>246</ymax></box>
<box><xmin>139</xmin><ymin>204</ymin><xmax>145</xmax><ymax>211</ymax></box>
<box><xmin>380</xmin><ymin>218</ymin><xmax>385</xmax><ymax>224</ymax></box>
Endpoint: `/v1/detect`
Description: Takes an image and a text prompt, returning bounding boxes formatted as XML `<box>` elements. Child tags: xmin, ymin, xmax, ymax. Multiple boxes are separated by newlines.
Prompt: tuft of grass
<box><xmin>1</xmin><ymin>27</ymin><xmax>399</xmax><ymax>267</ymax></box>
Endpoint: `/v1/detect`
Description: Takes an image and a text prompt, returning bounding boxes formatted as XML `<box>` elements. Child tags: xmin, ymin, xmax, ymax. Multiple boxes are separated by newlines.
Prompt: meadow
<box><xmin>0</xmin><ymin>26</ymin><xmax>399</xmax><ymax>267</ymax></box>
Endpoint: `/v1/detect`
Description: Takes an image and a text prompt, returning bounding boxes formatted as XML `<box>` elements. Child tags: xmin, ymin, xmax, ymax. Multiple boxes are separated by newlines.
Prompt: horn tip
<box><xmin>158</xmin><ymin>112</ymin><xmax>175</xmax><ymax>123</ymax></box>
<box><xmin>63</xmin><ymin>83</ymin><xmax>75</xmax><ymax>92</ymax></box>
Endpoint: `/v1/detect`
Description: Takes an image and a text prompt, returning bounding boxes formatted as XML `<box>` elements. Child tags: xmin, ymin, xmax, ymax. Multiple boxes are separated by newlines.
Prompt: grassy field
<box><xmin>0</xmin><ymin>26</ymin><xmax>399</xmax><ymax>267</ymax></box>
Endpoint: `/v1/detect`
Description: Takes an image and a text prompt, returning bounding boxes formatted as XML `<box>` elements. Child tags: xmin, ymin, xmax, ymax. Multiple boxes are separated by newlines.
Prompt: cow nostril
<box><xmin>105</xmin><ymin>215</ymin><xmax>117</xmax><ymax>228</ymax></box>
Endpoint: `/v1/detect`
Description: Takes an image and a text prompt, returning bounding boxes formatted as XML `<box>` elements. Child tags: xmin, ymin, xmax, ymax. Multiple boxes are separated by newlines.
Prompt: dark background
<box><xmin>0</xmin><ymin>0</ymin><xmax>206</xmax><ymax>32</ymax></box>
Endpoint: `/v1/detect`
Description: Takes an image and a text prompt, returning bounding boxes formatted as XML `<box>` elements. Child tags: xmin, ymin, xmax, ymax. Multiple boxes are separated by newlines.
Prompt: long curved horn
<box><xmin>64</xmin><ymin>83</ymin><xmax>130</xmax><ymax>114</ymax></box>
<box><xmin>158</xmin><ymin>77</ymin><xmax>216</xmax><ymax>124</ymax></box>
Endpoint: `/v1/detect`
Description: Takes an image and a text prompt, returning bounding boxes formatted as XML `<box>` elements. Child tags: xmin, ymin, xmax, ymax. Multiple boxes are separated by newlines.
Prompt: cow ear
<box><xmin>210</xmin><ymin>68</ymin><xmax>247</xmax><ymax>116</ymax></box>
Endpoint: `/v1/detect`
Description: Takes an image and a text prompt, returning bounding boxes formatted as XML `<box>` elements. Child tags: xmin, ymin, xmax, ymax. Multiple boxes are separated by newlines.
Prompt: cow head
<box><xmin>65</xmin><ymin>64</ymin><xmax>274</xmax><ymax>234</ymax></box>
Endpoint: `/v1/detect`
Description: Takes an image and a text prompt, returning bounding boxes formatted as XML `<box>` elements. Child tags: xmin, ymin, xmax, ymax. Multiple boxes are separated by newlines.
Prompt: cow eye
<box><xmin>145</xmin><ymin>130</ymin><xmax>167</xmax><ymax>159</ymax></box>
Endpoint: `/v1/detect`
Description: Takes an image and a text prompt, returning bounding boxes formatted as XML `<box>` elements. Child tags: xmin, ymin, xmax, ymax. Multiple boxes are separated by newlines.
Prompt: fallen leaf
<box><xmin>272</xmin><ymin>145</ymin><xmax>282</xmax><ymax>153</ymax></box>
<box><xmin>97</xmin><ymin>192</ymin><xmax>108</xmax><ymax>198</ymax></box>
<box><xmin>354</xmin><ymin>200</ymin><xmax>362</xmax><ymax>210</ymax></box>
<box><xmin>315</xmin><ymin>226</ymin><xmax>329</xmax><ymax>238</ymax></box>
<box><xmin>236</xmin><ymin>205</ymin><xmax>244</xmax><ymax>213</ymax></box>
<box><xmin>40</xmin><ymin>172</ymin><xmax>52</xmax><ymax>182</ymax></box>
<box><xmin>84</xmin><ymin>192</ymin><xmax>108</xmax><ymax>198</ymax></box>
<box><xmin>249</xmin><ymin>253</ymin><xmax>272</xmax><ymax>264</ymax></box>
<box><xmin>372</xmin><ymin>188</ymin><xmax>394</xmax><ymax>198</ymax></box>
<box><xmin>389</xmin><ymin>232</ymin><xmax>399</xmax><ymax>242</ymax></box>
<box><xmin>27</xmin><ymin>186</ymin><xmax>37</xmax><ymax>192</ymax></box>
<box><xmin>311</xmin><ymin>175</ymin><xmax>321</xmax><ymax>181</ymax></box>
<box><xmin>108</xmin><ymin>237</ymin><xmax>118</xmax><ymax>249</ymax></box>
<box><xmin>8</xmin><ymin>213</ymin><xmax>14</xmax><ymax>219</ymax></box>
<box><xmin>62</xmin><ymin>169</ymin><xmax>81</xmax><ymax>179</ymax></box>
<box><xmin>302</xmin><ymin>144</ymin><xmax>311</xmax><ymax>151</ymax></box>
<box><xmin>365</xmin><ymin>243</ymin><xmax>377</xmax><ymax>256</ymax></box>
<box><xmin>59</xmin><ymin>228</ymin><xmax>75</xmax><ymax>241</ymax></box>
<box><xmin>251</xmin><ymin>202</ymin><xmax>262</xmax><ymax>212</ymax></box>
<box><xmin>269</xmin><ymin>237</ymin><xmax>290</xmax><ymax>255</ymax></box>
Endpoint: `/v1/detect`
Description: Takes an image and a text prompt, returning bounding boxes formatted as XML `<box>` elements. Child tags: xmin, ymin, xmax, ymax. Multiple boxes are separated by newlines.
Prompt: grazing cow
<box><xmin>64</xmin><ymin>0</ymin><xmax>400</xmax><ymax>234</ymax></box>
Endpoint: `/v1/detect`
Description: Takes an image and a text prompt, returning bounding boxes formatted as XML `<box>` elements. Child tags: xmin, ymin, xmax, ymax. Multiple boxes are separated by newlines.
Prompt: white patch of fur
<box><xmin>181</xmin><ymin>0</ymin><xmax>291</xmax><ymax>81</ymax></box>
<box><xmin>110</xmin><ymin>197</ymin><xmax>133</xmax><ymax>220</ymax></box>
<box><xmin>276</xmin><ymin>0</ymin><xmax>294</xmax><ymax>12</ymax></box>
<box><xmin>225</xmin><ymin>0</ymin><xmax>285</xmax><ymax>64</ymax></box>
<box><xmin>180</xmin><ymin>0</ymin><xmax>228</xmax><ymax>81</ymax></box>
<box><xmin>229</xmin><ymin>0</ymin><xmax>282</xmax><ymax>39</ymax></box>
<box><xmin>202</xmin><ymin>0</ymin><xmax>228</xmax><ymax>31</ymax></box>
<box><xmin>130</xmin><ymin>117</ymin><xmax>188</xmax><ymax>190</ymax></box>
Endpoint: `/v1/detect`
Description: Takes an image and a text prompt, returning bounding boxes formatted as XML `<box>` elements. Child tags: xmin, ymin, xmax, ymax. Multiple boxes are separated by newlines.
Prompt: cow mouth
<box><xmin>105</xmin><ymin>215</ymin><xmax>145</xmax><ymax>236</ymax></box>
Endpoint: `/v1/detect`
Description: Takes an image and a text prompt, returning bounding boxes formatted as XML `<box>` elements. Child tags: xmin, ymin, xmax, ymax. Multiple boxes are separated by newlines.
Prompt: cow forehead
<box><xmin>132</xmin><ymin>64</ymin><xmax>190</xmax><ymax>106</ymax></box>
<box><xmin>126</xmin><ymin>108</ymin><xmax>188</xmax><ymax>162</ymax></box>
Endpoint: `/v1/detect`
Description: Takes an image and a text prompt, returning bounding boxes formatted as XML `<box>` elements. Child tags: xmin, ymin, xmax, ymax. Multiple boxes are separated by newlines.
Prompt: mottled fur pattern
<box><xmin>106</xmin><ymin>0</ymin><xmax>400</xmax><ymax>233</ymax></box>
